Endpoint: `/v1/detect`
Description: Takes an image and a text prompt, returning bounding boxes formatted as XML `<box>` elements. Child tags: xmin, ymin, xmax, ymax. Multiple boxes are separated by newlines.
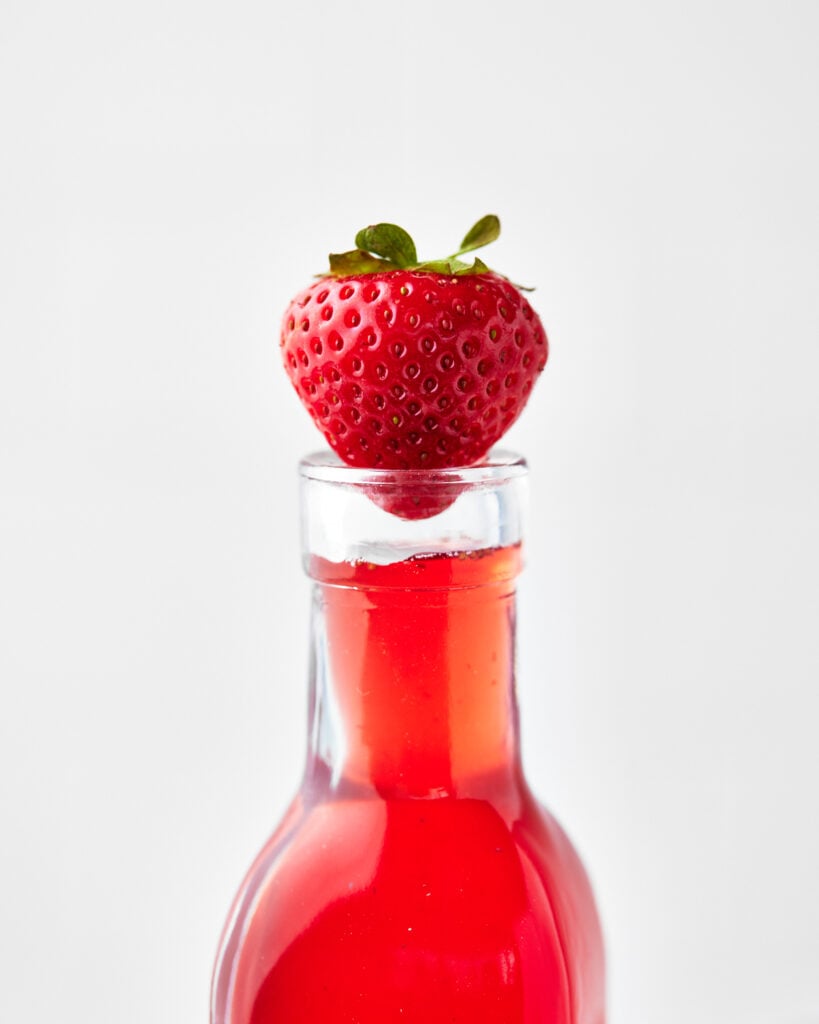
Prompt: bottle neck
<box><xmin>304</xmin><ymin>545</ymin><xmax>523</xmax><ymax>801</ymax></box>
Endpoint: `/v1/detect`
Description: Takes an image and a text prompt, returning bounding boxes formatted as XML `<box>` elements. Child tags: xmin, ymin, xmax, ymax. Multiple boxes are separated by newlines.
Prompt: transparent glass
<box><xmin>211</xmin><ymin>451</ymin><xmax>606</xmax><ymax>1024</ymax></box>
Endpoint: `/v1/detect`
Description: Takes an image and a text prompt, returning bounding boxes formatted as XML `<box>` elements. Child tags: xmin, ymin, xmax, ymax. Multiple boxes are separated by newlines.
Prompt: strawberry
<box><xmin>280</xmin><ymin>216</ymin><xmax>548</xmax><ymax>470</ymax></box>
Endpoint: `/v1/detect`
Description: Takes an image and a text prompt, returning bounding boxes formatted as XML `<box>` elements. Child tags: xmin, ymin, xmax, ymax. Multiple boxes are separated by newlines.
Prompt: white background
<box><xmin>1</xmin><ymin>1</ymin><xmax>818</xmax><ymax>1022</ymax></box>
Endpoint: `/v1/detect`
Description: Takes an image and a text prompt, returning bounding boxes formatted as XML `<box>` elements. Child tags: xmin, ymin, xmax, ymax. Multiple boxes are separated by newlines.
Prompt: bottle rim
<box><xmin>299</xmin><ymin>448</ymin><xmax>527</xmax><ymax>487</ymax></box>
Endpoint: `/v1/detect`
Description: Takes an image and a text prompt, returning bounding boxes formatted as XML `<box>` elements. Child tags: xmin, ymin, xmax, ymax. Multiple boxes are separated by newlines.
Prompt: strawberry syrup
<box><xmin>212</xmin><ymin>546</ymin><xmax>605</xmax><ymax>1023</ymax></box>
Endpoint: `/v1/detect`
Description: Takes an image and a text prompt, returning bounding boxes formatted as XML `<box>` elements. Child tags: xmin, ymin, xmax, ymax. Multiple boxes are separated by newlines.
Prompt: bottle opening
<box><xmin>299</xmin><ymin>449</ymin><xmax>528</xmax><ymax>573</ymax></box>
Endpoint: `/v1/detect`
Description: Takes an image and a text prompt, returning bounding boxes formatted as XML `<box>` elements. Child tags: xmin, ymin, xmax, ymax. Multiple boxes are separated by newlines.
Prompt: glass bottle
<box><xmin>211</xmin><ymin>451</ymin><xmax>605</xmax><ymax>1024</ymax></box>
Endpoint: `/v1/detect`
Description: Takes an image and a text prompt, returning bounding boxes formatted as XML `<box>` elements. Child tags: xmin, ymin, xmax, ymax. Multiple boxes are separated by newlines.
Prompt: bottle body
<box><xmin>213</xmin><ymin>778</ymin><xmax>603</xmax><ymax>1022</ymax></box>
<box><xmin>212</xmin><ymin>456</ymin><xmax>605</xmax><ymax>1023</ymax></box>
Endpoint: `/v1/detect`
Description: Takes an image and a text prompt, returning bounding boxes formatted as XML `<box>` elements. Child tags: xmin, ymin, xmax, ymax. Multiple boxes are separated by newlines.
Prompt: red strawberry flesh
<box><xmin>281</xmin><ymin>270</ymin><xmax>547</xmax><ymax>471</ymax></box>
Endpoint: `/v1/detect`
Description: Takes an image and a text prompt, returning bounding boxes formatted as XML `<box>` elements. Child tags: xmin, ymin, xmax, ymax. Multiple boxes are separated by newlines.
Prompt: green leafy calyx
<box><xmin>326</xmin><ymin>215</ymin><xmax>501</xmax><ymax>278</ymax></box>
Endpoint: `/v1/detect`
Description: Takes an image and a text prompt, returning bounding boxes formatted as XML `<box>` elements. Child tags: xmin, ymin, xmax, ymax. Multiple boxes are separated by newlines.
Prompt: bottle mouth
<box><xmin>299</xmin><ymin>449</ymin><xmax>528</xmax><ymax>567</ymax></box>
<box><xmin>299</xmin><ymin>449</ymin><xmax>527</xmax><ymax>486</ymax></box>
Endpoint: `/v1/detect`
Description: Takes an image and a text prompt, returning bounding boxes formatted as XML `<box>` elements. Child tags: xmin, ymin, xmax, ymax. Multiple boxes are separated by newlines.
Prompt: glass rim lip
<box><xmin>299</xmin><ymin>448</ymin><xmax>527</xmax><ymax>486</ymax></box>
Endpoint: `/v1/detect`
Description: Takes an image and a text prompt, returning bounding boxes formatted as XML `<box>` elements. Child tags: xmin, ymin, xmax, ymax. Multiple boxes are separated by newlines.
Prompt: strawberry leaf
<box><xmin>416</xmin><ymin>259</ymin><xmax>453</xmax><ymax>274</ymax></box>
<box><xmin>325</xmin><ymin>215</ymin><xmax>505</xmax><ymax>278</ymax></box>
<box><xmin>416</xmin><ymin>256</ymin><xmax>493</xmax><ymax>276</ymax></box>
<box><xmin>328</xmin><ymin>249</ymin><xmax>396</xmax><ymax>276</ymax></box>
<box><xmin>354</xmin><ymin>223</ymin><xmax>418</xmax><ymax>268</ymax></box>
<box><xmin>458</xmin><ymin>214</ymin><xmax>500</xmax><ymax>255</ymax></box>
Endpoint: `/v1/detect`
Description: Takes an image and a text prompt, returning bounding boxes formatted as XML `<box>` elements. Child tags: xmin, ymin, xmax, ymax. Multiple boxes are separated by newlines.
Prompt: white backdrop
<box><xmin>1</xmin><ymin>1</ymin><xmax>818</xmax><ymax>1022</ymax></box>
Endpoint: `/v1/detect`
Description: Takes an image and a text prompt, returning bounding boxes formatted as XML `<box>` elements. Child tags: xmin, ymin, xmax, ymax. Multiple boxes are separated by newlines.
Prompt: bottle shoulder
<box><xmin>213</xmin><ymin>792</ymin><xmax>605</xmax><ymax>1024</ymax></box>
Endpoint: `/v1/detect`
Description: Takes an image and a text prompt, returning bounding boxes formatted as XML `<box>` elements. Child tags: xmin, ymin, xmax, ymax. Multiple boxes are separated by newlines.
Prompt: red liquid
<box><xmin>213</xmin><ymin>547</ymin><xmax>605</xmax><ymax>1024</ymax></box>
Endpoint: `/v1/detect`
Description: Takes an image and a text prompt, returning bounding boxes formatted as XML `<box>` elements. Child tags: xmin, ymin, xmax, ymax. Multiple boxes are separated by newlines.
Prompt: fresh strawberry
<box><xmin>280</xmin><ymin>216</ymin><xmax>548</xmax><ymax>470</ymax></box>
